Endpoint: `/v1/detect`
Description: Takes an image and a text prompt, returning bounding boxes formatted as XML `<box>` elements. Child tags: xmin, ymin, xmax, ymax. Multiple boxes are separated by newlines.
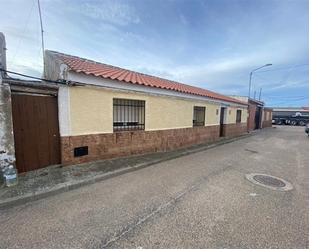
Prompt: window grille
<box><xmin>113</xmin><ymin>98</ymin><xmax>145</xmax><ymax>131</ymax></box>
<box><xmin>236</xmin><ymin>110</ymin><xmax>242</xmax><ymax>123</ymax></box>
<box><xmin>193</xmin><ymin>106</ymin><xmax>205</xmax><ymax>126</ymax></box>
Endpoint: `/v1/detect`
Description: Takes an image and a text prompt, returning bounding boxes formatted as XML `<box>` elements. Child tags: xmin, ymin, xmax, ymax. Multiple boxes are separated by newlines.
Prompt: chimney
<box><xmin>0</xmin><ymin>32</ymin><xmax>7</xmax><ymax>78</ymax></box>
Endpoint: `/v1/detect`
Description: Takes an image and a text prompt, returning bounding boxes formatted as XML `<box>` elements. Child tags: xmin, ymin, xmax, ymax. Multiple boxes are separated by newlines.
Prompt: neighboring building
<box><xmin>272</xmin><ymin>107</ymin><xmax>309</xmax><ymax>117</ymax></box>
<box><xmin>262</xmin><ymin>107</ymin><xmax>273</xmax><ymax>128</ymax></box>
<box><xmin>272</xmin><ymin>107</ymin><xmax>309</xmax><ymax>125</ymax></box>
<box><xmin>0</xmin><ymin>32</ymin><xmax>16</xmax><ymax>176</ymax></box>
<box><xmin>230</xmin><ymin>96</ymin><xmax>272</xmax><ymax>131</ymax></box>
<box><xmin>0</xmin><ymin>49</ymin><xmax>249</xmax><ymax>173</ymax></box>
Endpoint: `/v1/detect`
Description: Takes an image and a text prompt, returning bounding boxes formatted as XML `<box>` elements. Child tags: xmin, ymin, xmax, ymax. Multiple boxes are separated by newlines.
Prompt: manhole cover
<box><xmin>245</xmin><ymin>173</ymin><xmax>293</xmax><ymax>191</ymax></box>
<box><xmin>253</xmin><ymin>175</ymin><xmax>286</xmax><ymax>187</ymax></box>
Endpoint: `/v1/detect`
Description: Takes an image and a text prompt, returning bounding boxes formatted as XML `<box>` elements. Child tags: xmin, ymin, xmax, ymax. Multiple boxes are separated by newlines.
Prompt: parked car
<box><xmin>306</xmin><ymin>124</ymin><xmax>309</xmax><ymax>136</ymax></box>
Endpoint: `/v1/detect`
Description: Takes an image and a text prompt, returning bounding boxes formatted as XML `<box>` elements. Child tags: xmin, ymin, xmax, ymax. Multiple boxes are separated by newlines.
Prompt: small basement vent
<box><xmin>74</xmin><ymin>146</ymin><xmax>88</xmax><ymax>157</ymax></box>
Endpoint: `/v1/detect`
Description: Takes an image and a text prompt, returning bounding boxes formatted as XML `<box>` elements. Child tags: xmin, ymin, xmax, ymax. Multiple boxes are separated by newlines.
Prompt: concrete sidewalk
<box><xmin>0</xmin><ymin>133</ymin><xmax>252</xmax><ymax>208</ymax></box>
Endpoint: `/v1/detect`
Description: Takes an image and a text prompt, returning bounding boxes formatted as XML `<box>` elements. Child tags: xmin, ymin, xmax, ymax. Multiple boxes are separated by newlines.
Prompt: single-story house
<box><xmin>229</xmin><ymin>96</ymin><xmax>272</xmax><ymax>131</ymax></box>
<box><xmin>271</xmin><ymin>107</ymin><xmax>308</xmax><ymax>125</ymax></box>
<box><xmin>1</xmin><ymin>47</ymin><xmax>249</xmax><ymax>173</ymax></box>
<box><xmin>262</xmin><ymin>107</ymin><xmax>272</xmax><ymax>128</ymax></box>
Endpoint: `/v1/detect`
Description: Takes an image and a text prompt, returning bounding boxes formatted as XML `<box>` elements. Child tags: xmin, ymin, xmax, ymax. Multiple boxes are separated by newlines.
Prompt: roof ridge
<box><xmin>47</xmin><ymin>50</ymin><xmax>121</xmax><ymax>70</ymax></box>
<box><xmin>47</xmin><ymin>50</ymin><xmax>155</xmax><ymax>77</ymax></box>
<box><xmin>47</xmin><ymin>50</ymin><xmax>210</xmax><ymax>90</ymax></box>
<box><xmin>46</xmin><ymin>50</ymin><xmax>246</xmax><ymax>105</ymax></box>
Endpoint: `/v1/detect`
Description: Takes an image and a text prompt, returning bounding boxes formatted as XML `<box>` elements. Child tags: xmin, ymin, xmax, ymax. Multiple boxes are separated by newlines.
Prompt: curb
<box><xmin>0</xmin><ymin>133</ymin><xmax>253</xmax><ymax>209</ymax></box>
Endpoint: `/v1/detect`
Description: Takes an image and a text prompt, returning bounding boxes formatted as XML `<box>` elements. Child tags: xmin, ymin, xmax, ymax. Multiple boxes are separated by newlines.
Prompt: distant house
<box><xmin>230</xmin><ymin>96</ymin><xmax>272</xmax><ymax>131</ymax></box>
<box><xmin>1</xmin><ymin>48</ymin><xmax>248</xmax><ymax>173</ymax></box>
<box><xmin>272</xmin><ymin>107</ymin><xmax>309</xmax><ymax>125</ymax></box>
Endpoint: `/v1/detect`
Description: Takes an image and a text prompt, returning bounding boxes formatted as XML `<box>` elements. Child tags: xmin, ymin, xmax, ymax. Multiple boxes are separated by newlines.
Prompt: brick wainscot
<box><xmin>221</xmin><ymin>123</ymin><xmax>248</xmax><ymax>138</ymax></box>
<box><xmin>263</xmin><ymin>120</ymin><xmax>272</xmax><ymax>128</ymax></box>
<box><xmin>61</xmin><ymin>125</ymin><xmax>221</xmax><ymax>164</ymax></box>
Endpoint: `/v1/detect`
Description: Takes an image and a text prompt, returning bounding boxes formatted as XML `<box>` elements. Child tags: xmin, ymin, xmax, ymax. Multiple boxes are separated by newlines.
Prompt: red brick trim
<box><xmin>247</xmin><ymin>103</ymin><xmax>257</xmax><ymax>131</ymax></box>
<box><xmin>222</xmin><ymin>123</ymin><xmax>247</xmax><ymax>138</ymax></box>
<box><xmin>263</xmin><ymin>120</ymin><xmax>272</xmax><ymax>128</ymax></box>
<box><xmin>61</xmin><ymin>125</ymin><xmax>220</xmax><ymax>164</ymax></box>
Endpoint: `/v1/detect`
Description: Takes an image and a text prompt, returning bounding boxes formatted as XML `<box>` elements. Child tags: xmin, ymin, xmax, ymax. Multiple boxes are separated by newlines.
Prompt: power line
<box><xmin>251</xmin><ymin>72</ymin><xmax>309</xmax><ymax>92</ymax></box>
<box><xmin>11</xmin><ymin>0</ymin><xmax>35</xmax><ymax>63</ymax></box>
<box><xmin>263</xmin><ymin>95</ymin><xmax>309</xmax><ymax>99</ymax></box>
<box><xmin>253</xmin><ymin>73</ymin><xmax>269</xmax><ymax>82</ymax></box>
<box><xmin>37</xmin><ymin>0</ymin><xmax>45</xmax><ymax>66</ymax></box>
<box><xmin>256</xmin><ymin>63</ymin><xmax>309</xmax><ymax>73</ymax></box>
<box><xmin>269</xmin><ymin>97</ymin><xmax>309</xmax><ymax>105</ymax></box>
<box><xmin>0</xmin><ymin>68</ymin><xmax>69</xmax><ymax>85</ymax></box>
<box><xmin>251</xmin><ymin>65</ymin><xmax>307</xmax><ymax>93</ymax></box>
<box><xmin>2</xmin><ymin>68</ymin><xmax>308</xmax><ymax>107</ymax></box>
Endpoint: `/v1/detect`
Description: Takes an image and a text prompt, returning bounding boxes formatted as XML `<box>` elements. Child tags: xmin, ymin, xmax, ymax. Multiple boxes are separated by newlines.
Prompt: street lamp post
<box><xmin>248</xmin><ymin>64</ymin><xmax>272</xmax><ymax>99</ymax></box>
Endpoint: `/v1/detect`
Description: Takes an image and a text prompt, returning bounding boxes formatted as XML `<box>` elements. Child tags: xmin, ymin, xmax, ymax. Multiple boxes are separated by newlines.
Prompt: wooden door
<box><xmin>219</xmin><ymin>107</ymin><xmax>226</xmax><ymax>137</ymax></box>
<box><xmin>11</xmin><ymin>93</ymin><xmax>61</xmax><ymax>172</ymax></box>
<box><xmin>255</xmin><ymin>107</ymin><xmax>261</xmax><ymax>129</ymax></box>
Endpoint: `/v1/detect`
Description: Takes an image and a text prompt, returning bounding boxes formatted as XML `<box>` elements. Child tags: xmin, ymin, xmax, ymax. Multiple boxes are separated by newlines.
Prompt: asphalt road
<box><xmin>0</xmin><ymin>126</ymin><xmax>308</xmax><ymax>249</ymax></box>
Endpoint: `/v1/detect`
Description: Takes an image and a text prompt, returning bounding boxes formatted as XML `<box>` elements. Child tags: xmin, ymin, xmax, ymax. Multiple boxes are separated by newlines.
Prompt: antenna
<box><xmin>0</xmin><ymin>32</ymin><xmax>7</xmax><ymax>78</ymax></box>
<box><xmin>259</xmin><ymin>88</ymin><xmax>262</xmax><ymax>101</ymax></box>
<box><xmin>37</xmin><ymin>0</ymin><xmax>45</xmax><ymax>64</ymax></box>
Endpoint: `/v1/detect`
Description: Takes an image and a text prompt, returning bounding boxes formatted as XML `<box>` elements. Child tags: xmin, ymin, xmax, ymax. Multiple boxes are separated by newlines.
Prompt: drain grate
<box><xmin>245</xmin><ymin>173</ymin><xmax>293</xmax><ymax>191</ymax></box>
<box><xmin>253</xmin><ymin>175</ymin><xmax>286</xmax><ymax>187</ymax></box>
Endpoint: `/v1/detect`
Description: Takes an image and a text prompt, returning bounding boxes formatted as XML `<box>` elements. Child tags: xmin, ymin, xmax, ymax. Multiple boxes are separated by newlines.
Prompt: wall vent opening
<box><xmin>74</xmin><ymin>146</ymin><xmax>88</xmax><ymax>157</ymax></box>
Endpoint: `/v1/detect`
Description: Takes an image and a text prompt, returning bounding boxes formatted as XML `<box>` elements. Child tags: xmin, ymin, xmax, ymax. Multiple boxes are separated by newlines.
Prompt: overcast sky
<box><xmin>1</xmin><ymin>0</ymin><xmax>309</xmax><ymax>107</ymax></box>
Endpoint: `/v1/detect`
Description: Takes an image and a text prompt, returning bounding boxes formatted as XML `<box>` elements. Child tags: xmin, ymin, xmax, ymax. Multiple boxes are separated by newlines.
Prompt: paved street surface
<box><xmin>1</xmin><ymin>126</ymin><xmax>308</xmax><ymax>249</ymax></box>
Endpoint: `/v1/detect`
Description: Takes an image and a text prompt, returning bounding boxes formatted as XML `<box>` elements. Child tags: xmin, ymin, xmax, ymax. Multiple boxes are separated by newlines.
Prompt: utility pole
<box><xmin>0</xmin><ymin>33</ymin><xmax>7</xmax><ymax>78</ymax></box>
<box><xmin>259</xmin><ymin>88</ymin><xmax>262</xmax><ymax>101</ymax></box>
<box><xmin>248</xmin><ymin>72</ymin><xmax>253</xmax><ymax>99</ymax></box>
<box><xmin>253</xmin><ymin>90</ymin><xmax>256</xmax><ymax>99</ymax></box>
<box><xmin>37</xmin><ymin>0</ymin><xmax>45</xmax><ymax>65</ymax></box>
<box><xmin>248</xmin><ymin>64</ymin><xmax>272</xmax><ymax>99</ymax></box>
<box><xmin>0</xmin><ymin>33</ymin><xmax>16</xmax><ymax>176</ymax></box>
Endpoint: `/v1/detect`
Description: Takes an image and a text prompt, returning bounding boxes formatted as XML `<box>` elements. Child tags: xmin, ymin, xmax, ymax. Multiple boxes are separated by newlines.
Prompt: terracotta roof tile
<box><xmin>48</xmin><ymin>50</ymin><xmax>246</xmax><ymax>105</ymax></box>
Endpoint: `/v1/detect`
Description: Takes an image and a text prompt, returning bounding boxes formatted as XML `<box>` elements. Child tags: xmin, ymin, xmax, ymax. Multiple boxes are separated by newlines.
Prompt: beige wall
<box><xmin>225</xmin><ymin>107</ymin><xmax>248</xmax><ymax>124</ymax></box>
<box><xmin>263</xmin><ymin>110</ymin><xmax>272</xmax><ymax>121</ymax></box>
<box><xmin>205</xmin><ymin>104</ymin><xmax>220</xmax><ymax>125</ymax></box>
<box><xmin>68</xmin><ymin>86</ymin><xmax>246</xmax><ymax>136</ymax></box>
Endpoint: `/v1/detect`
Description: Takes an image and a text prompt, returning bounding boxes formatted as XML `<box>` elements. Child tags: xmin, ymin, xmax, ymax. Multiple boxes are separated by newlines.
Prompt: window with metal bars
<box><xmin>236</xmin><ymin>110</ymin><xmax>242</xmax><ymax>123</ymax></box>
<box><xmin>113</xmin><ymin>98</ymin><xmax>145</xmax><ymax>131</ymax></box>
<box><xmin>193</xmin><ymin>106</ymin><xmax>205</xmax><ymax>126</ymax></box>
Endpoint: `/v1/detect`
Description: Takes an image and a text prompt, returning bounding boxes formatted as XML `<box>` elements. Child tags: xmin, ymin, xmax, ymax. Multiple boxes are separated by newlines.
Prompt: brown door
<box><xmin>255</xmin><ymin>107</ymin><xmax>262</xmax><ymax>129</ymax></box>
<box><xmin>11</xmin><ymin>93</ymin><xmax>61</xmax><ymax>172</ymax></box>
<box><xmin>219</xmin><ymin>107</ymin><xmax>226</xmax><ymax>137</ymax></box>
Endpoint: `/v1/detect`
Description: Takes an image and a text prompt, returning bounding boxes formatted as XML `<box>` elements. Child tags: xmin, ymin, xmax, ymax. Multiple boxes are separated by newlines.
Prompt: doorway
<box><xmin>11</xmin><ymin>92</ymin><xmax>61</xmax><ymax>172</ymax></box>
<box><xmin>255</xmin><ymin>107</ymin><xmax>262</xmax><ymax>129</ymax></box>
<box><xmin>220</xmin><ymin>107</ymin><xmax>226</xmax><ymax>137</ymax></box>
